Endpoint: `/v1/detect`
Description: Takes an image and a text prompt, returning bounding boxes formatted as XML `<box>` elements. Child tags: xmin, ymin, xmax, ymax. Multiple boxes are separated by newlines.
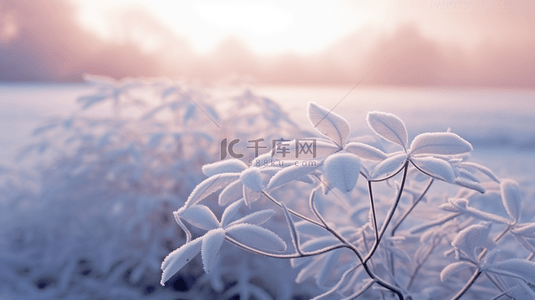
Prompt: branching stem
<box><xmin>225</xmin><ymin>236</ymin><xmax>348</xmax><ymax>258</ymax></box>
<box><xmin>368</xmin><ymin>180</ymin><xmax>379</xmax><ymax>243</ymax></box>
<box><xmin>309</xmin><ymin>188</ymin><xmax>405</xmax><ymax>299</ymax></box>
<box><xmin>364</xmin><ymin>162</ymin><xmax>409</xmax><ymax>264</ymax></box>
<box><xmin>451</xmin><ymin>269</ymin><xmax>481</xmax><ymax>300</ymax></box>
<box><xmin>390</xmin><ymin>177</ymin><xmax>434</xmax><ymax>275</ymax></box>
<box><xmin>391</xmin><ymin>178</ymin><xmax>434</xmax><ymax>236</ymax></box>
<box><xmin>262</xmin><ymin>191</ymin><xmax>324</xmax><ymax>228</ymax></box>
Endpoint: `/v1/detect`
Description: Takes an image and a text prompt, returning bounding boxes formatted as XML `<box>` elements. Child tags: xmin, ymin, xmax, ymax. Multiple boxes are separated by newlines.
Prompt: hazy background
<box><xmin>1</xmin><ymin>0</ymin><xmax>534</xmax><ymax>86</ymax></box>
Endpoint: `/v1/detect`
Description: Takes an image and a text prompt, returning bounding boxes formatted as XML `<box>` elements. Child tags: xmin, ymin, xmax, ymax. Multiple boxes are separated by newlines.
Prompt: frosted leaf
<box><xmin>514</xmin><ymin>235</ymin><xmax>535</xmax><ymax>252</ymax></box>
<box><xmin>184</xmin><ymin>173</ymin><xmax>240</xmax><ymax>208</ymax></box>
<box><xmin>267</xmin><ymin>163</ymin><xmax>322</xmax><ymax>190</ymax></box>
<box><xmin>459</xmin><ymin>162</ymin><xmax>500</xmax><ymax>183</ymax></box>
<box><xmin>307</xmin><ymin>102</ymin><xmax>350</xmax><ymax>148</ymax></box>
<box><xmin>161</xmin><ymin>236</ymin><xmax>202</xmax><ymax>285</ymax></box>
<box><xmin>501</xmin><ymin>179</ymin><xmax>522</xmax><ymax>223</ymax></box>
<box><xmin>367</xmin><ymin>111</ymin><xmax>408</xmax><ymax>151</ymax></box>
<box><xmin>220</xmin><ymin>199</ymin><xmax>244</xmax><ymax>228</ymax></box>
<box><xmin>370</xmin><ymin>152</ymin><xmax>407</xmax><ymax>179</ymax></box>
<box><xmin>202</xmin><ymin>159</ymin><xmax>247</xmax><ymax>177</ymax></box>
<box><xmin>344</xmin><ymin>142</ymin><xmax>388</xmax><ymax>161</ymax></box>
<box><xmin>316</xmin><ymin>250</ymin><xmax>340</xmax><ymax>287</ymax></box>
<box><xmin>240</xmin><ymin>168</ymin><xmax>264</xmax><ymax>192</ymax></box>
<box><xmin>451</xmin><ymin>223</ymin><xmax>491</xmax><ymax>261</ymax></box>
<box><xmin>411</xmin><ymin>156</ymin><xmax>455</xmax><ymax>183</ymax></box>
<box><xmin>440</xmin><ymin>261</ymin><xmax>474</xmax><ymax>281</ymax></box>
<box><xmin>297</xmin><ymin>174</ymin><xmax>315</xmax><ymax>184</ymax></box>
<box><xmin>360</xmin><ymin>164</ymin><xmax>370</xmax><ymax>179</ymax></box>
<box><xmin>449</xmin><ymin>199</ymin><xmax>509</xmax><ymax>224</ymax></box>
<box><xmin>281</xmin><ymin>202</ymin><xmax>301</xmax><ymax>254</ymax></box>
<box><xmin>324</xmin><ymin>153</ymin><xmax>361</xmax><ymax>192</ymax></box>
<box><xmin>458</xmin><ymin>169</ymin><xmax>480</xmax><ymax>183</ymax></box>
<box><xmin>218</xmin><ymin>180</ymin><xmax>243</xmax><ymax>206</ymax></box>
<box><xmin>512</xmin><ymin>223</ymin><xmax>535</xmax><ymax>238</ymax></box>
<box><xmin>180</xmin><ymin>205</ymin><xmax>220</xmax><ymax>230</ymax></box>
<box><xmin>504</xmin><ymin>281</ymin><xmax>535</xmax><ymax>300</ymax></box>
<box><xmin>483</xmin><ymin>248</ymin><xmax>501</xmax><ymax>265</ymax></box>
<box><xmin>228</xmin><ymin>209</ymin><xmax>275</xmax><ymax>227</ymax></box>
<box><xmin>454</xmin><ymin>178</ymin><xmax>486</xmax><ymax>194</ymax></box>
<box><xmin>409</xmin><ymin>132</ymin><xmax>472</xmax><ymax>156</ymax></box>
<box><xmin>271</xmin><ymin>139</ymin><xmax>340</xmax><ymax>160</ymax></box>
<box><xmin>201</xmin><ymin>228</ymin><xmax>226</xmax><ymax>274</ymax></box>
<box><xmin>225</xmin><ymin>224</ymin><xmax>286</xmax><ymax>252</ymax></box>
<box><xmin>319</xmin><ymin>174</ymin><xmax>332</xmax><ymax>195</ymax></box>
<box><xmin>243</xmin><ymin>185</ymin><xmax>262</xmax><ymax>206</ymax></box>
<box><xmin>490</xmin><ymin>259</ymin><xmax>535</xmax><ymax>285</ymax></box>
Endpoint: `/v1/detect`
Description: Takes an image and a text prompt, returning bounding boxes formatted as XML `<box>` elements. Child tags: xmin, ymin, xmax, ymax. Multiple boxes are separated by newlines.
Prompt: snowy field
<box><xmin>1</xmin><ymin>81</ymin><xmax>535</xmax><ymax>299</ymax></box>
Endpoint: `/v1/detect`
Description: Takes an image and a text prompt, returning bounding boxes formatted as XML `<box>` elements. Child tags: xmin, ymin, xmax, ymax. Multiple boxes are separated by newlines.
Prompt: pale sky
<box><xmin>70</xmin><ymin>0</ymin><xmax>532</xmax><ymax>56</ymax></box>
<box><xmin>2</xmin><ymin>0</ymin><xmax>534</xmax><ymax>85</ymax></box>
<box><xmin>71</xmin><ymin>0</ymin><xmax>404</xmax><ymax>54</ymax></box>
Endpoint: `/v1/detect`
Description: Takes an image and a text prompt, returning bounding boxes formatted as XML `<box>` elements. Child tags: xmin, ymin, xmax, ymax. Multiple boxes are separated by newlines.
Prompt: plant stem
<box><xmin>262</xmin><ymin>191</ymin><xmax>324</xmax><ymax>228</ymax></box>
<box><xmin>225</xmin><ymin>237</ymin><xmax>348</xmax><ymax>258</ymax></box>
<box><xmin>364</xmin><ymin>162</ymin><xmax>409</xmax><ymax>264</ymax></box>
<box><xmin>368</xmin><ymin>180</ymin><xmax>379</xmax><ymax>243</ymax></box>
<box><xmin>391</xmin><ymin>178</ymin><xmax>434</xmax><ymax>236</ymax></box>
<box><xmin>342</xmin><ymin>279</ymin><xmax>375</xmax><ymax>300</ymax></box>
<box><xmin>368</xmin><ymin>163</ymin><xmax>407</xmax><ymax>182</ymax></box>
<box><xmin>478</xmin><ymin>225</ymin><xmax>510</xmax><ymax>261</ymax></box>
<box><xmin>309</xmin><ymin>188</ymin><xmax>405</xmax><ymax>300</ymax></box>
<box><xmin>407</xmin><ymin>238</ymin><xmax>439</xmax><ymax>290</ymax></box>
<box><xmin>451</xmin><ymin>269</ymin><xmax>481</xmax><ymax>300</ymax></box>
<box><xmin>390</xmin><ymin>177</ymin><xmax>434</xmax><ymax>274</ymax></box>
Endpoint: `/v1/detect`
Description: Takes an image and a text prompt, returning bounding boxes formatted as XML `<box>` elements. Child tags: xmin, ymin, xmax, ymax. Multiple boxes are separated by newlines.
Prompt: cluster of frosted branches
<box><xmin>0</xmin><ymin>76</ymin><xmax>310</xmax><ymax>299</ymax></box>
<box><xmin>163</xmin><ymin>102</ymin><xmax>535</xmax><ymax>299</ymax></box>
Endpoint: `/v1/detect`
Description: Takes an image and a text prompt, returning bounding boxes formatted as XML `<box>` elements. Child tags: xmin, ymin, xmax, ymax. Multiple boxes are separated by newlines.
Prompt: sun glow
<box><xmin>71</xmin><ymin>0</ymin><xmax>389</xmax><ymax>55</ymax></box>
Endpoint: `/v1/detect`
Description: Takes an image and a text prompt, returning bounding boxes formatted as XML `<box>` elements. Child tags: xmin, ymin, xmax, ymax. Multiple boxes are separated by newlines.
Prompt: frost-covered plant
<box><xmin>0</xmin><ymin>76</ymin><xmax>310</xmax><ymax>299</ymax></box>
<box><xmin>162</xmin><ymin>102</ymin><xmax>535</xmax><ymax>299</ymax></box>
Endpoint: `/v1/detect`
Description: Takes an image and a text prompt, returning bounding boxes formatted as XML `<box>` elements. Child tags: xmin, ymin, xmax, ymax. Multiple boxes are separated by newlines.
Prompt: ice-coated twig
<box><xmin>364</xmin><ymin>162</ymin><xmax>409</xmax><ymax>264</ymax></box>
<box><xmin>262</xmin><ymin>191</ymin><xmax>324</xmax><ymax>228</ymax></box>
<box><xmin>451</xmin><ymin>269</ymin><xmax>481</xmax><ymax>300</ymax></box>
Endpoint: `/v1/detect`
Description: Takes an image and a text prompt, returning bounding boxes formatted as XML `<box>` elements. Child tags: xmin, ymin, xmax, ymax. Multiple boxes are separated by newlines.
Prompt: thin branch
<box><xmin>342</xmin><ymin>279</ymin><xmax>376</xmax><ymax>300</ymax></box>
<box><xmin>478</xmin><ymin>225</ymin><xmax>510</xmax><ymax>261</ymax></box>
<box><xmin>390</xmin><ymin>177</ymin><xmax>434</xmax><ymax>276</ymax></box>
<box><xmin>314</xmin><ymin>264</ymin><xmax>362</xmax><ymax>299</ymax></box>
<box><xmin>262</xmin><ymin>191</ymin><xmax>324</xmax><ymax>228</ymax></box>
<box><xmin>309</xmin><ymin>187</ymin><xmax>405</xmax><ymax>300</ymax></box>
<box><xmin>364</xmin><ymin>162</ymin><xmax>409</xmax><ymax>264</ymax></box>
<box><xmin>451</xmin><ymin>269</ymin><xmax>481</xmax><ymax>300</ymax></box>
<box><xmin>368</xmin><ymin>163</ymin><xmax>407</xmax><ymax>183</ymax></box>
<box><xmin>391</xmin><ymin>178</ymin><xmax>434</xmax><ymax>236</ymax></box>
<box><xmin>407</xmin><ymin>238</ymin><xmax>440</xmax><ymax>290</ymax></box>
<box><xmin>368</xmin><ymin>180</ymin><xmax>379</xmax><ymax>243</ymax></box>
<box><xmin>225</xmin><ymin>236</ymin><xmax>348</xmax><ymax>259</ymax></box>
